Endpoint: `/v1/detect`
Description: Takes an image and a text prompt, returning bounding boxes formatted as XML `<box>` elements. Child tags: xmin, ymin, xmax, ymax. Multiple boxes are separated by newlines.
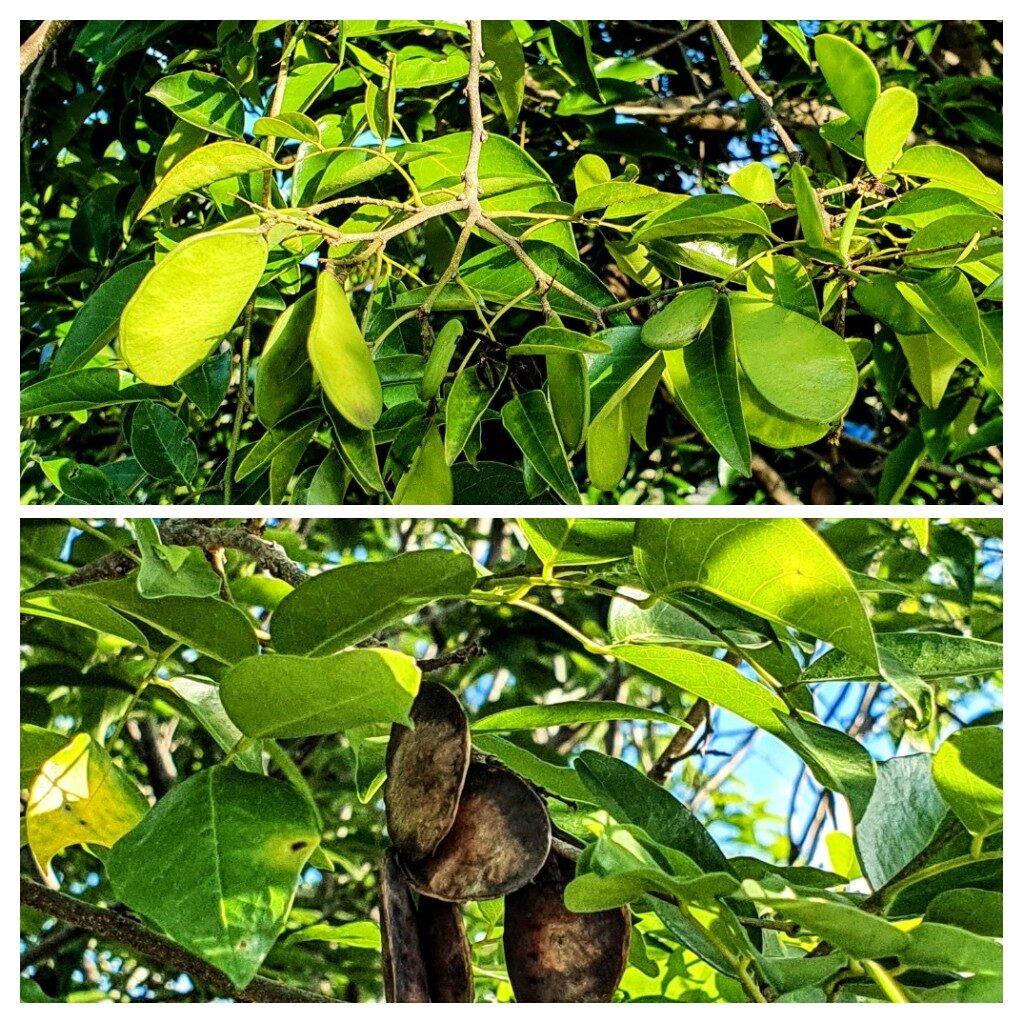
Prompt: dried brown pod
<box><xmin>417</xmin><ymin>896</ymin><xmax>474</xmax><ymax>1002</ymax></box>
<box><xmin>402</xmin><ymin>761</ymin><xmax>551</xmax><ymax>902</ymax></box>
<box><xmin>379</xmin><ymin>849</ymin><xmax>431</xmax><ymax>1003</ymax></box>
<box><xmin>503</xmin><ymin>852</ymin><xmax>630</xmax><ymax>1003</ymax></box>
<box><xmin>385</xmin><ymin>681</ymin><xmax>471</xmax><ymax>862</ymax></box>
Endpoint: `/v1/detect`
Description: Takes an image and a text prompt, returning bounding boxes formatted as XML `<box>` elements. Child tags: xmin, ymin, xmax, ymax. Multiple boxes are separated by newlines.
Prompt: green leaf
<box><xmin>856</xmin><ymin>754</ymin><xmax>949</xmax><ymax>889</ymax></box>
<box><xmin>130</xmin><ymin>401</ymin><xmax>198</xmax><ymax>484</ymax></box>
<box><xmin>894</xmin><ymin>145</ymin><xmax>1003</xmax><ymax>213</ymax></box>
<box><xmin>611</xmin><ymin>644</ymin><xmax>789</xmax><ymax>736</ymax></box>
<box><xmin>633</xmin><ymin>519</ymin><xmax>881</xmax><ymax>674</ymax></box>
<box><xmin>308</xmin><ymin>271</ymin><xmax>383</xmax><ymax>430</ymax></box>
<box><xmin>271</xmin><ymin>548</ymin><xmax>477</xmax><ymax>656</ymax></box>
<box><xmin>20</xmin><ymin>725</ymin><xmax>71</xmax><ymax>790</ymax></box>
<box><xmin>896</xmin><ymin>271</ymin><xmax>987</xmax><ymax>366</ymax></box>
<box><xmin>814</xmin><ymin>34</ymin><xmax>880</xmax><ymax>127</ymax></box>
<box><xmin>393</xmin><ymin>423</ymin><xmax>453</xmax><ymax>504</ymax></box>
<box><xmin>769</xmin><ymin>21</ymin><xmax>811</xmax><ymax>66</ymax></box>
<box><xmin>220</xmin><ymin>649</ymin><xmax>421</xmax><ymax>739</ymax></box>
<box><xmin>905</xmin><ymin>213</ymin><xmax>1003</xmax><ymax>269</ymax></box>
<box><xmin>471</xmin><ymin>733</ymin><xmax>594</xmax><ymax>804</ymax></box>
<box><xmin>927</xmin><ymin>889</ymin><xmax>1002</xmax><ymax>937</ymax></box>
<box><xmin>878</xmin><ymin>426</ymin><xmax>926</xmax><ymax>503</ymax></box>
<box><xmin>803</xmin><ymin>632</ymin><xmax>1002</xmax><ymax>683</ymax></box>
<box><xmin>73</xmin><ymin>575</ymin><xmax>259</xmax><ymax>664</ymax></box>
<box><xmin>147</xmin><ymin>71</ymin><xmax>245</xmax><ymax>138</ymax></box>
<box><xmin>900</xmin><ymin>921</ymin><xmax>1003</xmax><ymax>978</ymax></box>
<box><xmin>473</xmin><ymin>700</ymin><xmax>685</xmax><ymax>733</ymax></box>
<box><xmin>728</xmin><ymin>162</ymin><xmax>778</xmax><ymax>204</ymax></box>
<box><xmin>712</xmin><ymin>20</ymin><xmax>763</xmax><ymax>99</ymax></box>
<box><xmin>575</xmin><ymin>751</ymin><xmax>734</xmax><ymax>876</ymax></box>
<box><xmin>132</xmin><ymin>522</ymin><xmax>221</xmax><ymax>600</ymax></box>
<box><xmin>325</xmin><ymin>405</ymin><xmax>385</xmax><ymax>494</ymax></box>
<box><xmin>641</xmin><ymin>287</ymin><xmax>718</xmax><ymax>350</ymax></box>
<box><xmin>138</xmin><ymin>141</ymin><xmax>277</xmax><ymax>218</ymax></box>
<box><xmin>440</xmin><ymin>361</ymin><xmax>503</xmax><ymax>466</ymax></box>
<box><xmin>50</xmin><ymin>262</ymin><xmax>153</xmax><ymax>374</ymax></box>
<box><xmin>26</xmin><ymin>733</ymin><xmax>148</xmax><ymax>882</ymax></box>
<box><xmin>501</xmin><ymin>391</ymin><xmax>580</xmax><ymax>504</ymax></box>
<box><xmin>896</xmin><ymin>332</ymin><xmax>962</xmax><ymax>409</ymax></box>
<box><xmin>120</xmin><ymin>228</ymin><xmax>268</xmax><ymax>385</ymax></box>
<box><xmin>180</xmin><ymin>350</ymin><xmax>233</xmax><ymax>419</ymax></box>
<box><xmin>107</xmin><ymin>765</ymin><xmax>318</xmax><ymax>989</ymax></box>
<box><xmin>790</xmin><ymin>163</ymin><xmax>828</xmax><ymax>247</ymax></box>
<box><xmin>635</xmin><ymin>194</ymin><xmax>773</xmax><ymax>244</ymax></box>
<box><xmin>252</xmin><ymin>111</ymin><xmax>321</xmax><ymax>146</ymax></box>
<box><xmin>481</xmin><ymin>21</ymin><xmax>525</xmax><ymax>127</ymax></box>
<box><xmin>662</xmin><ymin>303</ymin><xmax>750</xmax><ymax>475</ymax></box>
<box><xmin>517</xmin><ymin>518</ymin><xmax>633</xmax><ymax>567</ymax></box>
<box><xmin>21</xmin><ymin>368</ymin><xmax>168</xmax><ymax>418</ymax></box>
<box><xmin>775</xmin><ymin>713</ymin><xmax>876</xmax><ymax>820</ymax></box>
<box><xmin>932</xmin><ymin>726</ymin><xmax>1002</xmax><ymax>837</ymax></box>
<box><xmin>550</xmin><ymin>21</ymin><xmax>603</xmax><ymax>103</ymax></box>
<box><xmin>509</xmin><ymin>325</ymin><xmax>611</xmax><ymax>356</ymax></box>
<box><xmin>864</xmin><ymin>87</ymin><xmax>918</xmax><ymax>175</ymax></box>
<box><xmin>37</xmin><ymin>458</ymin><xmax>127</xmax><ymax>504</ymax></box>
<box><xmin>21</xmin><ymin>588</ymin><xmax>147</xmax><ymax>651</ymax></box>
<box><xmin>284</xmin><ymin>921</ymin><xmax>382</xmax><ymax>949</ymax></box>
<box><xmin>744</xmin><ymin>886</ymin><xmax>909</xmax><ymax>960</ymax></box>
<box><xmin>731</xmin><ymin>294</ymin><xmax>857</xmax><ymax>421</ymax></box>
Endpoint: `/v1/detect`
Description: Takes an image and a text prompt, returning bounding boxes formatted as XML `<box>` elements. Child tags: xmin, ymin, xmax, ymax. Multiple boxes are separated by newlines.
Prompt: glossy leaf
<box><xmin>932</xmin><ymin>726</ymin><xmax>1002</xmax><ymax>837</ymax></box>
<box><xmin>814</xmin><ymin>34</ymin><xmax>880</xmax><ymax>127</ymax></box>
<box><xmin>147</xmin><ymin>71</ymin><xmax>245</xmax><ymax>137</ymax></box>
<box><xmin>501</xmin><ymin>391</ymin><xmax>580</xmax><ymax>504</ymax></box>
<box><xmin>864</xmin><ymin>87</ymin><xmax>918</xmax><ymax>175</ymax></box>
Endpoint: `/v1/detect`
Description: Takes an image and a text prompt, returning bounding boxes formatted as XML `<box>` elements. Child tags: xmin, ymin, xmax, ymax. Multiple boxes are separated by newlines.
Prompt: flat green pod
<box><xmin>393</xmin><ymin>424</ymin><xmax>453</xmax><ymax>504</ymax></box>
<box><xmin>547</xmin><ymin>351</ymin><xmax>590</xmax><ymax>452</ymax></box>
<box><xmin>419</xmin><ymin>320</ymin><xmax>463</xmax><ymax>401</ymax></box>
<box><xmin>120</xmin><ymin>229</ymin><xmax>268</xmax><ymax>385</ymax></box>
<box><xmin>503</xmin><ymin>852</ymin><xmax>630</xmax><ymax>1003</ymax></box>
<box><xmin>254</xmin><ymin>291</ymin><xmax>315</xmax><ymax>427</ymax></box>
<box><xmin>380</xmin><ymin>850</ymin><xmax>431</xmax><ymax>1003</ymax></box>
<box><xmin>401</xmin><ymin>762</ymin><xmax>551</xmax><ymax>902</ymax></box>
<box><xmin>385</xmin><ymin>682</ymin><xmax>471</xmax><ymax>863</ymax></box>
<box><xmin>308</xmin><ymin>272</ymin><xmax>383</xmax><ymax>430</ymax></box>
<box><xmin>730</xmin><ymin>295</ymin><xmax>856</xmax><ymax>422</ymax></box>
<box><xmin>586</xmin><ymin>399</ymin><xmax>630</xmax><ymax>491</ymax></box>
<box><xmin>416</xmin><ymin>897</ymin><xmax>474</xmax><ymax>1002</ymax></box>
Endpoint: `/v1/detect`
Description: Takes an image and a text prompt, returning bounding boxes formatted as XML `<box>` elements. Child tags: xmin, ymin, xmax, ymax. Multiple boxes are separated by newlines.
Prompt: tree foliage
<box><xmin>20</xmin><ymin>20</ymin><xmax>1002</xmax><ymax>505</ymax></box>
<box><xmin>21</xmin><ymin>517</ymin><xmax>1003</xmax><ymax>1002</ymax></box>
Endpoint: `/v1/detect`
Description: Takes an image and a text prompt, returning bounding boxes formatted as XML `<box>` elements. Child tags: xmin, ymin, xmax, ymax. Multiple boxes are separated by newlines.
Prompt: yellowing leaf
<box><xmin>26</xmin><ymin>733</ymin><xmax>148</xmax><ymax>882</ymax></box>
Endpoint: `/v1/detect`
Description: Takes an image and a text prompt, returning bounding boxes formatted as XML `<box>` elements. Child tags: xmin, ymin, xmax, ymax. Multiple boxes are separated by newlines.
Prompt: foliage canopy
<box><xmin>20</xmin><ymin>19</ymin><xmax>1003</xmax><ymax>505</ymax></box>
<box><xmin>20</xmin><ymin>516</ymin><xmax>1003</xmax><ymax>1002</ymax></box>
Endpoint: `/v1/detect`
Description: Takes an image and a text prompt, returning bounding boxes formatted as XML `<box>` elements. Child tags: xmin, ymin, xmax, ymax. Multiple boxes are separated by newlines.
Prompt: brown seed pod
<box><xmin>503</xmin><ymin>852</ymin><xmax>630</xmax><ymax>1003</ymax></box>
<box><xmin>379</xmin><ymin>849</ymin><xmax>431</xmax><ymax>1003</ymax></box>
<box><xmin>417</xmin><ymin>896</ymin><xmax>474</xmax><ymax>1002</ymax></box>
<box><xmin>385</xmin><ymin>681</ymin><xmax>471</xmax><ymax>862</ymax></box>
<box><xmin>402</xmin><ymin>761</ymin><xmax>551</xmax><ymax>902</ymax></box>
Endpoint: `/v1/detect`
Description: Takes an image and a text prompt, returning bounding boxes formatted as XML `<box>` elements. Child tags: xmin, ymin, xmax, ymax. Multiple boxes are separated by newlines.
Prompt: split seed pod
<box><xmin>379</xmin><ymin>850</ymin><xmax>431</xmax><ymax>1003</ymax></box>
<box><xmin>503</xmin><ymin>852</ymin><xmax>630</xmax><ymax>1003</ymax></box>
<box><xmin>417</xmin><ymin>896</ymin><xmax>474</xmax><ymax>1002</ymax></box>
<box><xmin>385</xmin><ymin>682</ymin><xmax>471</xmax><ymax>862</ymax></box>
<box><xmin>402</xmin><ymin>762</ymin><xmax>551</xmax><ymax>902</ymax></box>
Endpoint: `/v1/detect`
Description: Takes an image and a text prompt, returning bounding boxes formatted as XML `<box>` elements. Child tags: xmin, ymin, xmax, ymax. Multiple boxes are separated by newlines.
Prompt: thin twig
<box><xmin>20</xmin><ymin>20</ymin><xmax>71</xmax><ymax>75</ymax></box>
<box><xmin>20</xmin><ymin>879</ymin><xmax>338</xmax><ymax>1003</ymax></box>
<box><xmin>707</xmin><ymin>20</ymin><xmax>800</xmax><ymax>162</ymax></box>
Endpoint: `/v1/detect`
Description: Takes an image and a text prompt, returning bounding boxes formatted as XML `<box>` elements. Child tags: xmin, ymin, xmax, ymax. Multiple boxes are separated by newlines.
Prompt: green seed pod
<box><xmin>307</xmin><ymin>271</ymin><xmax>383</xmax><ymax>430</ymax></box>
<box><xmin>419</xmin><ymin>320</ymin><xmax>463</xmax><ymax>402</ymax></box>
<box><xmin>640</xmin><ymin>287</ymin><xmax>718</xmax><ymax>351</ymax></box>
<box><xmin>546</xmin><ymin>351</ymin><xmax>590</xmax><ymax>453</ymax></box>
<box><xmin>586</xmin><ymin>399</ymin><xmax>630</xmax><ymax>491</ymax></box>
<box><xmin>254</xmin><ymin>292</ymin><xmax>315</xmax><ymax>427</ymax></box>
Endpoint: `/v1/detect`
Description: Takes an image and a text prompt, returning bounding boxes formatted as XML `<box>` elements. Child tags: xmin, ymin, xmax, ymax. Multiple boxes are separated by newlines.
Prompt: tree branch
<box><xmin>20</xmin><ymin>878</ymin><xmax>338</xmax><ymax>1003</ymax></box>
<box><xmin>707</xmin><ymin>20</ymin><xmax>800</xmax><ymax>162</ymax></box>
<box><xmin>750</xmin><ymin>453</ymin><xmax>803</xmax><ymax>505</ymax></box>
<box><xmin>647</xmin><ymin>698</ymin><xmax>708</xmax><ymax>784</ymax></box>
<box><xmin>20</xmin><ymin>20</ymin><xmax>71</xmax><ymax>75</ymax></box>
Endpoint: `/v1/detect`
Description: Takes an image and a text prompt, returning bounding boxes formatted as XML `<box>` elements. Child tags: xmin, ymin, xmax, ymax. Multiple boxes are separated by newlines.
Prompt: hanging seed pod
<box><xmin>385</xmin><ymin>682</ymin><xmax>471</xmax><ymax>862</ymax></box>
<box><xmin>402</xmin><ymin>762</ymin><xmax>551</xmax><ymax>902</ymax></box>
<box><xmin>503</xmin><ymin>852</ymin><xmax>630</xmax><ymax>1003</ymax></box>
<box><xmin>379</xmin><ymin>850</ymin><xmax>431</xmax><ymax>1003</ymax></box>
<box><xmin>417</xmin><ymin>896</ymin><xmax>474</xmax><ymax>1002</ymax></box>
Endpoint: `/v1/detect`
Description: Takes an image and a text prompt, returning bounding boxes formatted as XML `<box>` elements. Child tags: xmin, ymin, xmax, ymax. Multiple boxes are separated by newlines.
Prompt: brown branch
<box><xmin>20</xmin><ymin>20</ymin><xmax>71</xmax><ymax>75</ymax></box>
<box><xmin>707</xmin><ymin>20</ymin><xmax>800</xmax><ymax>162</ymax></box>
<box><xmin>20</xmin><ymin>878</ymin><xmax>338</xmax><ymax>1003</ymax></box>
<box><xmin>750</xmin><ymin>453</ymin><xmax>803</xmax><ymax>505</ymax></box>
<box><xmin>416</xmin><ymin>641</ymin><xmax>485</xmax><ymax>674</ymax></box>
<box><xmin>647</xmin><ymin>698</ymin><xmax>709</xmax><ymax>784</ymax></box>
